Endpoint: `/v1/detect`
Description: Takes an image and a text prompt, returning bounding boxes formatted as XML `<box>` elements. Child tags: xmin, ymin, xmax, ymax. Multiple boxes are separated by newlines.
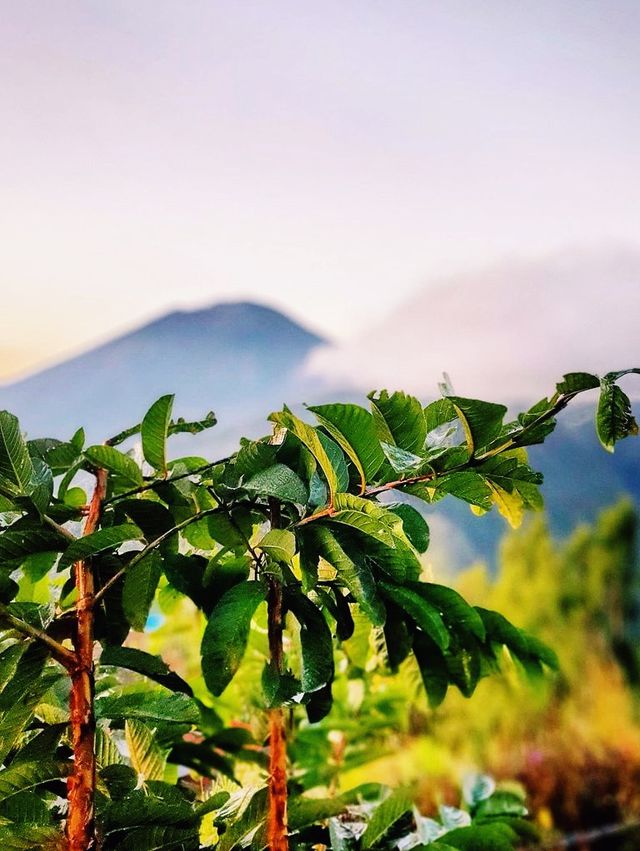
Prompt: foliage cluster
<box><xmin>0</xmin><ymin>369</ymin><xmax>637</xmax><ymax>848</ymax></box>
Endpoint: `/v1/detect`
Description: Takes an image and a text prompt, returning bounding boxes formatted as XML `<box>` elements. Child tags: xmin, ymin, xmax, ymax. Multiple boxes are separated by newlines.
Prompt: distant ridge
<box><xmin>0</xmin><ymin>300</ymin><xmax>325</xmax><ymax>445</ymax></box>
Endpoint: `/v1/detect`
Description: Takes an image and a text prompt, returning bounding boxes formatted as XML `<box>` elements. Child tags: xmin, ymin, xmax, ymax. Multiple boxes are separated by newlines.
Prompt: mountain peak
<box><xmin>0</xmin><ymin>300</ymin><xmax>325</xmax><ymax>442</ymax></box>
<box><xmin>146</xmin><ymin>300</ymin><xmax>325</xmax><ymax>344</ymax></box>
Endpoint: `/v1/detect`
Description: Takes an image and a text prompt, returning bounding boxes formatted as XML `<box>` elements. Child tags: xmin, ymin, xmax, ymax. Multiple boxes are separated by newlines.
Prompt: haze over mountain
<box><xmin>307</xmin><ymin>248</ymin><xmax>640</xmax><ymax>401</ymax></box>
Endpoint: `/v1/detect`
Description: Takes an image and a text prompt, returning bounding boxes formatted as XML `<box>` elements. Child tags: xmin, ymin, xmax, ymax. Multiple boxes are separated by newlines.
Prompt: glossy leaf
<box><xmin>258</xmin><ymin>529</ymin><xmax>296</xmax><ymax>564</ymax></box>
<box><xmin>100</xmin><ymin>645</ymin><xmax>193</xmax><ymax>696</ymax></box>
<box><xmin>95</xmin><ymin>691</ymin><xmax>200</xmax><ymax>724</ymax></box>
<box><xmin>369</xmin><ymin>390</ymin><xmax>427</xmax><ymax>454</ymax></box>
<box><xmin>408</xmin><ymin>582</ymin><xmax>485</xmax><ymax>641</ymax></box>
<box><xmin>285</xmin><ymin>588</ymin><xmax>334</xmax><ymax>694</ymax></box>
<box><xmin>269</xmin><ymin>408</ymin><xmax>338</xmax><ymax>500</ymax></box>
<box><xmin>201</xmin><ymin>581</ymin><xmax>266</xmax><ymax>695</ymax></box>
<box><xmin>84</xmin><ymin>445</ymin><xmax>143</xmax><ymax>486</ymax></box>
<box><xmin>58</xmin><ymin>524</ymin><xmax>143</xmax><ymax>571</ymax></box>
<box><xmin>328</xmin><ymin>493</ymin><xmax>397</xmax><ymax>547</ymax></box>
<box><xmin>304</xmin><ymin>526</ymin><xmax>385</xmax><ymax>626</ymax></box>
<box><xmin>596</xmin><ymin>380</ymin><xmax>638</xmax><ymax>452</ymax></box>
<box><xmin>0</xmin><ymin>412</ymin><xmax>33</xmax><ymax>494</ymax></box>
<box><xmin>556</xmin><ymin>372</ymin><xmax>600</xmax><ymax>394</ymax></box>
<box><xmin>380</xmin><ymin>582</ymin><xmax>450</xmax><ymax>650</ymax></box>
<box><xmin>141</xmin><ymin>394</ymin><xmax>174</xmax><ymax>472</ymax></box>
<box><xmin>309</xmin><ymin>403</ymin><xmax>385</xmax><ymax>491</ymax></box>
<box><xmin>123</xmin><ymin>551</ymin><xmax>162</xmax><ymax>631</ymax></box>
<box><xmin>361</xmin><ymin>789</ymin><xmax>413</xmax><ymax>849</ymax></box>
<box><xmin>448</xmin><ymin>397</ymin><xmax>507</xmax><ymax>454</ymax></box>
<box><xmin>125</xmin><ymin>719</ymin><xmax>166</xmax><ymax>781</ymax></box>
<box><xmin>244</xmin><ymin>463</ymin><xmax>308</xmax><ymax>504</ymax></box>
<box><xmin>389</xmin><ymin>504</ymin><xmax>430</xmax><ymax>552</ymax></box>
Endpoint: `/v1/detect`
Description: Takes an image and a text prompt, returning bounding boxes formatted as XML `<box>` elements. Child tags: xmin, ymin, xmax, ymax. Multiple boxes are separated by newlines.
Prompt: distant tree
<box><xmin>0</xmin><ymin>369</ymin><xmax>637</xmax><ymax>849</ymax></box>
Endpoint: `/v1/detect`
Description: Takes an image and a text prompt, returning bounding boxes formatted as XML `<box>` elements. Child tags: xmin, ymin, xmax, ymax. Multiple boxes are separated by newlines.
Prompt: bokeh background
<box><xmin>2</xmin><ymin>1</ymin><xmax>640</xmax><ymax>842</ymax></box>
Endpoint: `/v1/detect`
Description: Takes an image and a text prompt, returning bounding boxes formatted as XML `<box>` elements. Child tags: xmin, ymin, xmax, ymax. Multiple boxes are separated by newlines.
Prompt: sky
<box><xmin>1</xmin><ymin>0</ymin><xmax>639</xmax><ymax>379</ymax></box>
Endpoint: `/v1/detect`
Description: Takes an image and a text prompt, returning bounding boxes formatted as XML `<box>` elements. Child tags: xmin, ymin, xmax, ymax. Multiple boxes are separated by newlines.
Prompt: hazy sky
<box><xmin>2</xmin><ymin>1</ymin><xmax>639</xmax><ymax>378</ymax></box>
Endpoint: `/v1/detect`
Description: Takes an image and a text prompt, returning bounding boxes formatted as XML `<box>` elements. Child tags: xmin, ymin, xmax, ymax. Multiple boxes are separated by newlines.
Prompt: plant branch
<box><xmin>67</xmin><ymin>466</ymin><xmax>108</xmax><ymax>851</ymax></box>
<box><xmin>92</xmin><ymin>506</ymin><xmax>224</xmax><ymax>605</ymax></box>
<box><xmin>0</xmin><ymin>603</ymin><xmax>76</xmax><ymax>668</ymax></box>
<box><xmin>299</xmin><ymin>391</ymin><xmax>579</xmax><ymax>519</ymax></box>
<box><xmin>42</xmin><ymin>514</ymin><xmax>78</xmax><ymax>542</ymax></box>
<box><xmin>103</xmin><ymin>457</ymin><xmax>231</xmax><ymax>505</ymax></box>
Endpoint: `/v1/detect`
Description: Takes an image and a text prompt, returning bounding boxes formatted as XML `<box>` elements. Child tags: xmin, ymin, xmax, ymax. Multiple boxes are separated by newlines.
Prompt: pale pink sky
<box><xmin>1</xmin><ymin>1</ymin><xmax>639</xmax><ymax>379</ymax></box>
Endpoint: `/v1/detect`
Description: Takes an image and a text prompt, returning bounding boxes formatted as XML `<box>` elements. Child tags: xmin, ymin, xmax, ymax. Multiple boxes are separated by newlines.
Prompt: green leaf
<box><xmin>27</xmin><ymin>459</ymin><xmax>53</xmax><ymax>515</ymax></box>
<box><xmin>0</xmin><ymin>761</ymin><xmax>70</xmax><ymax>803</ymax></box>
<box><xmin>59</xmin><ymin>523</ymin><xmax>143</xmax><ymax>571</ymax></box>
<box><xmin>244</xmin><ymin>463</ymin><xmax>308</xmax><ymax>504</ymax></box>
<box><xmin>360</xmin><ymin>789</ymin><xmax>413</xmax><ymax>849</ymax></box>
<box><xmin>201</xmin><ymin>581</ymin><xmax>266</xmax><ymax>695</ymax></box>
<box><xmin>0</xmin><ymin>525</ymin><xmax>67</xmax><ymax>565</ymax></box>
<box><xmin>424</xmin><ymin>398</ymin><xmax>458</xmax><ymax>434</ymax></box>
<box><xmin>413</xmin><ymin>631</ymin><xmax>449</xmax><ymax>708</ymax></box>
<box><xmin>380</xmin><ymin>582</ymin><xmax>450</xmax><ymax>650</ymax></box>
<box><xmin>389</xmin><ymin>504</ymin><xmax>430</xmax><ymax>553</ymax></box>
<box><xmin>369</xmin><ymin>390</ymin><xmax>427</xmax><ymax>454</ymax></box>
<box><xmin>285</xmin><ymin>588</ymin><xmax>334</xmax><ymax>694</ymax></box>
<box><xmin>123</xmin><ymin>551</ymin><xmax>162</xmax><ymax>631</ymax></box>
<box><xmin>556</xmin><ymin>372</ymin><xmax>600</xmax><ymax>394</ymax></box>
<box><xmin>317</xmin><ymin>432</ymin><xmax>350</xmax><ymax>493</ymax></box>
<box><xmin>206</xmin><ymin>509</ymin><xmax>254</xmax><ymax>550</ymax></box>
<box><xmin>380</xmin><ymin>606</ymin><xmax>413</xmax><ymax>672</ymax></box>
<box><xmin>443</xmin><ymin>823</ymin><xmax>519</xmax><ymax>851</ymax></box>
<box><xmin>125</xmin><ymin>719</ymin><xmax>166</xmax><ymax>781</ymax></box>
<box><xmin>216</xmin><ymin>787</ymin><xmax>268</xmax><ymax>851</ymax></box>
<box><xmin>408</xmin><ymin>582</ymin><xmax>485</xmax><ymax>641</ymax></box>
<box><xmin>112</xmin><ymin>825</ymin><xmax>199</xmax><ymax>851</ymax></box>
<box><xmin>100</xmin><ymin>646</ymin><xmax>193</xmax><ymax>695</ymax></box>
<box><xmin>0</xmin><ymin>412</ymin><xmax>33</xmax><ymax>495</ymax></box>
<box><xmin>95</xmin><ymin>691</ymin><xmax>200</xmax><ymax>724</ymax></box>
<box><xmin>168</xmin><ymin>410</ymin><xmax>217</xmax><ymax>435</ymax></box>
<box><xmin>269</xmin><ymin>409</ymin><xmax>338</xmax><ymax>501</ymax></box>
<box><xmin>0</xmin><ymin>824</ymin><xmax>64</xmax><ymax>849</ymax></box>
<box><xmin>233</xmin><ymin>440</ymin><xmax>277</xmax><ymax>480</ymax></box>
<box><xmin>304</xmin><ymin>526</ymin><xmax>385</xmax><ymax>626</ymax></box>
<box><xmin>258</xmin><ymin>529</ymin><xmax>296</xmax><ymax>564</ymax></box>
<box><xmin>435</xmin><ymin>471</ymin><xmax>493</xmax><ymax>509</ymax></box>
<box><xmin>596</xmin><ymin>380</ymin><xmax>638</xmax><ymax>452</ymax></box>
<box><xmin>328</xmin><ymin>493</ymin><xmax>398</xmax><ymax>547</ymax></box>
<box><xmin>84</xmin><ymin>445</ymin><xmax>143</xmax><ymax>486</ymax></box>
<box><xmin>332</xmin><ymin>587</ymin><xmax>355</xmax><ymax>641</ymax></box>
<box><xmin>380</xmin><ymin>442</ymin><xmax>424</xmax><ymax>474</ymax></box>
<box><xmin>96</xmin><ymin>727</ymin><xmax>124</xmax><ymax>768</ymax></box>
<box><xmin>449</xmin><ymin>397</ymin><xmax>507</xmax><ymax>454</ymax></box>
<box><xmin>309</xmin><ymin>403</ymin><xmax>385</xmax><ymax>491</ymax></box>
<box><xmin>141</xmin><ymin>395</ymin><xmax>174</xmax><ymax>473</ymax></box>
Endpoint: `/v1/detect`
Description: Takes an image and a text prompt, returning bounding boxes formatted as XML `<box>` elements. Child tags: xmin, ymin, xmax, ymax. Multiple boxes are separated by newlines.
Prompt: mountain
<box><xmin>306</xmin><ymin>248</ymin><xmax>640</xmax><ymax>401</ymax></box>
<box><xmin>0</xmin><ymin>301</ymin><xmax>325</xmax><ymax>449</ymax></box>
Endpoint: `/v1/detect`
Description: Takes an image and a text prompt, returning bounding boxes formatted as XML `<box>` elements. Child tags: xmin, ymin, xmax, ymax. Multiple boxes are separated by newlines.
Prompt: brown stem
<box><xmin>266</xmin><ymin>577</ymin><xmax>288</xmax><ymax>851</ymax></box>
<box><xmin>266</xmin><ymin>494</ymin><xmax>288</xmax><ymax>851</ymax></box>
<box><xmin>66</xmin><ymin>467</ymin><xmax>107</xmax><ymax>851</ymax></box>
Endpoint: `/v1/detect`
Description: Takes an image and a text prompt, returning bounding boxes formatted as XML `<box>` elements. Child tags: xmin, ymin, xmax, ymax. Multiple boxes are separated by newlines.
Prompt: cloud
<box><xmin>303</xmin><ymin>246</ymin><xmax>640</xmax><ymax>402</ymax></box>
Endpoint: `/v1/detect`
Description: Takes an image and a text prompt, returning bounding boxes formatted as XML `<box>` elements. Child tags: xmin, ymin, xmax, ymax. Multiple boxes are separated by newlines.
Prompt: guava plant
<box><xmin>0</xmin><ymin>368</ymin><xmax>637</xmax><ymax>850</ymax></box>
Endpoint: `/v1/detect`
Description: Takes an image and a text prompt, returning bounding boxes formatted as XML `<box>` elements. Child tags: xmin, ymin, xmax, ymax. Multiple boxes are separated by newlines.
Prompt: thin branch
<box><xmin>42</xmin><ymin>514</ymin><xmax>78</xmax><ymax>542</ymax></box>
<box><xmin>298</xmin><ymin>391</ymin><xmax>578</xmax><ymax>523</ymax></box>
<box><xmin>92</xmin><ymin>506</ymin><xmax>224</xmax><ymax>605</ymax></box>
<box><xmin>103</xmin><ymin>457</ymin><xmax>231</xmax><ymax>505</ymax></box>
<box><xmin>0</xmin><ymin>602</ymin><xmax>76</xmax><ymax>669</ymax></box>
